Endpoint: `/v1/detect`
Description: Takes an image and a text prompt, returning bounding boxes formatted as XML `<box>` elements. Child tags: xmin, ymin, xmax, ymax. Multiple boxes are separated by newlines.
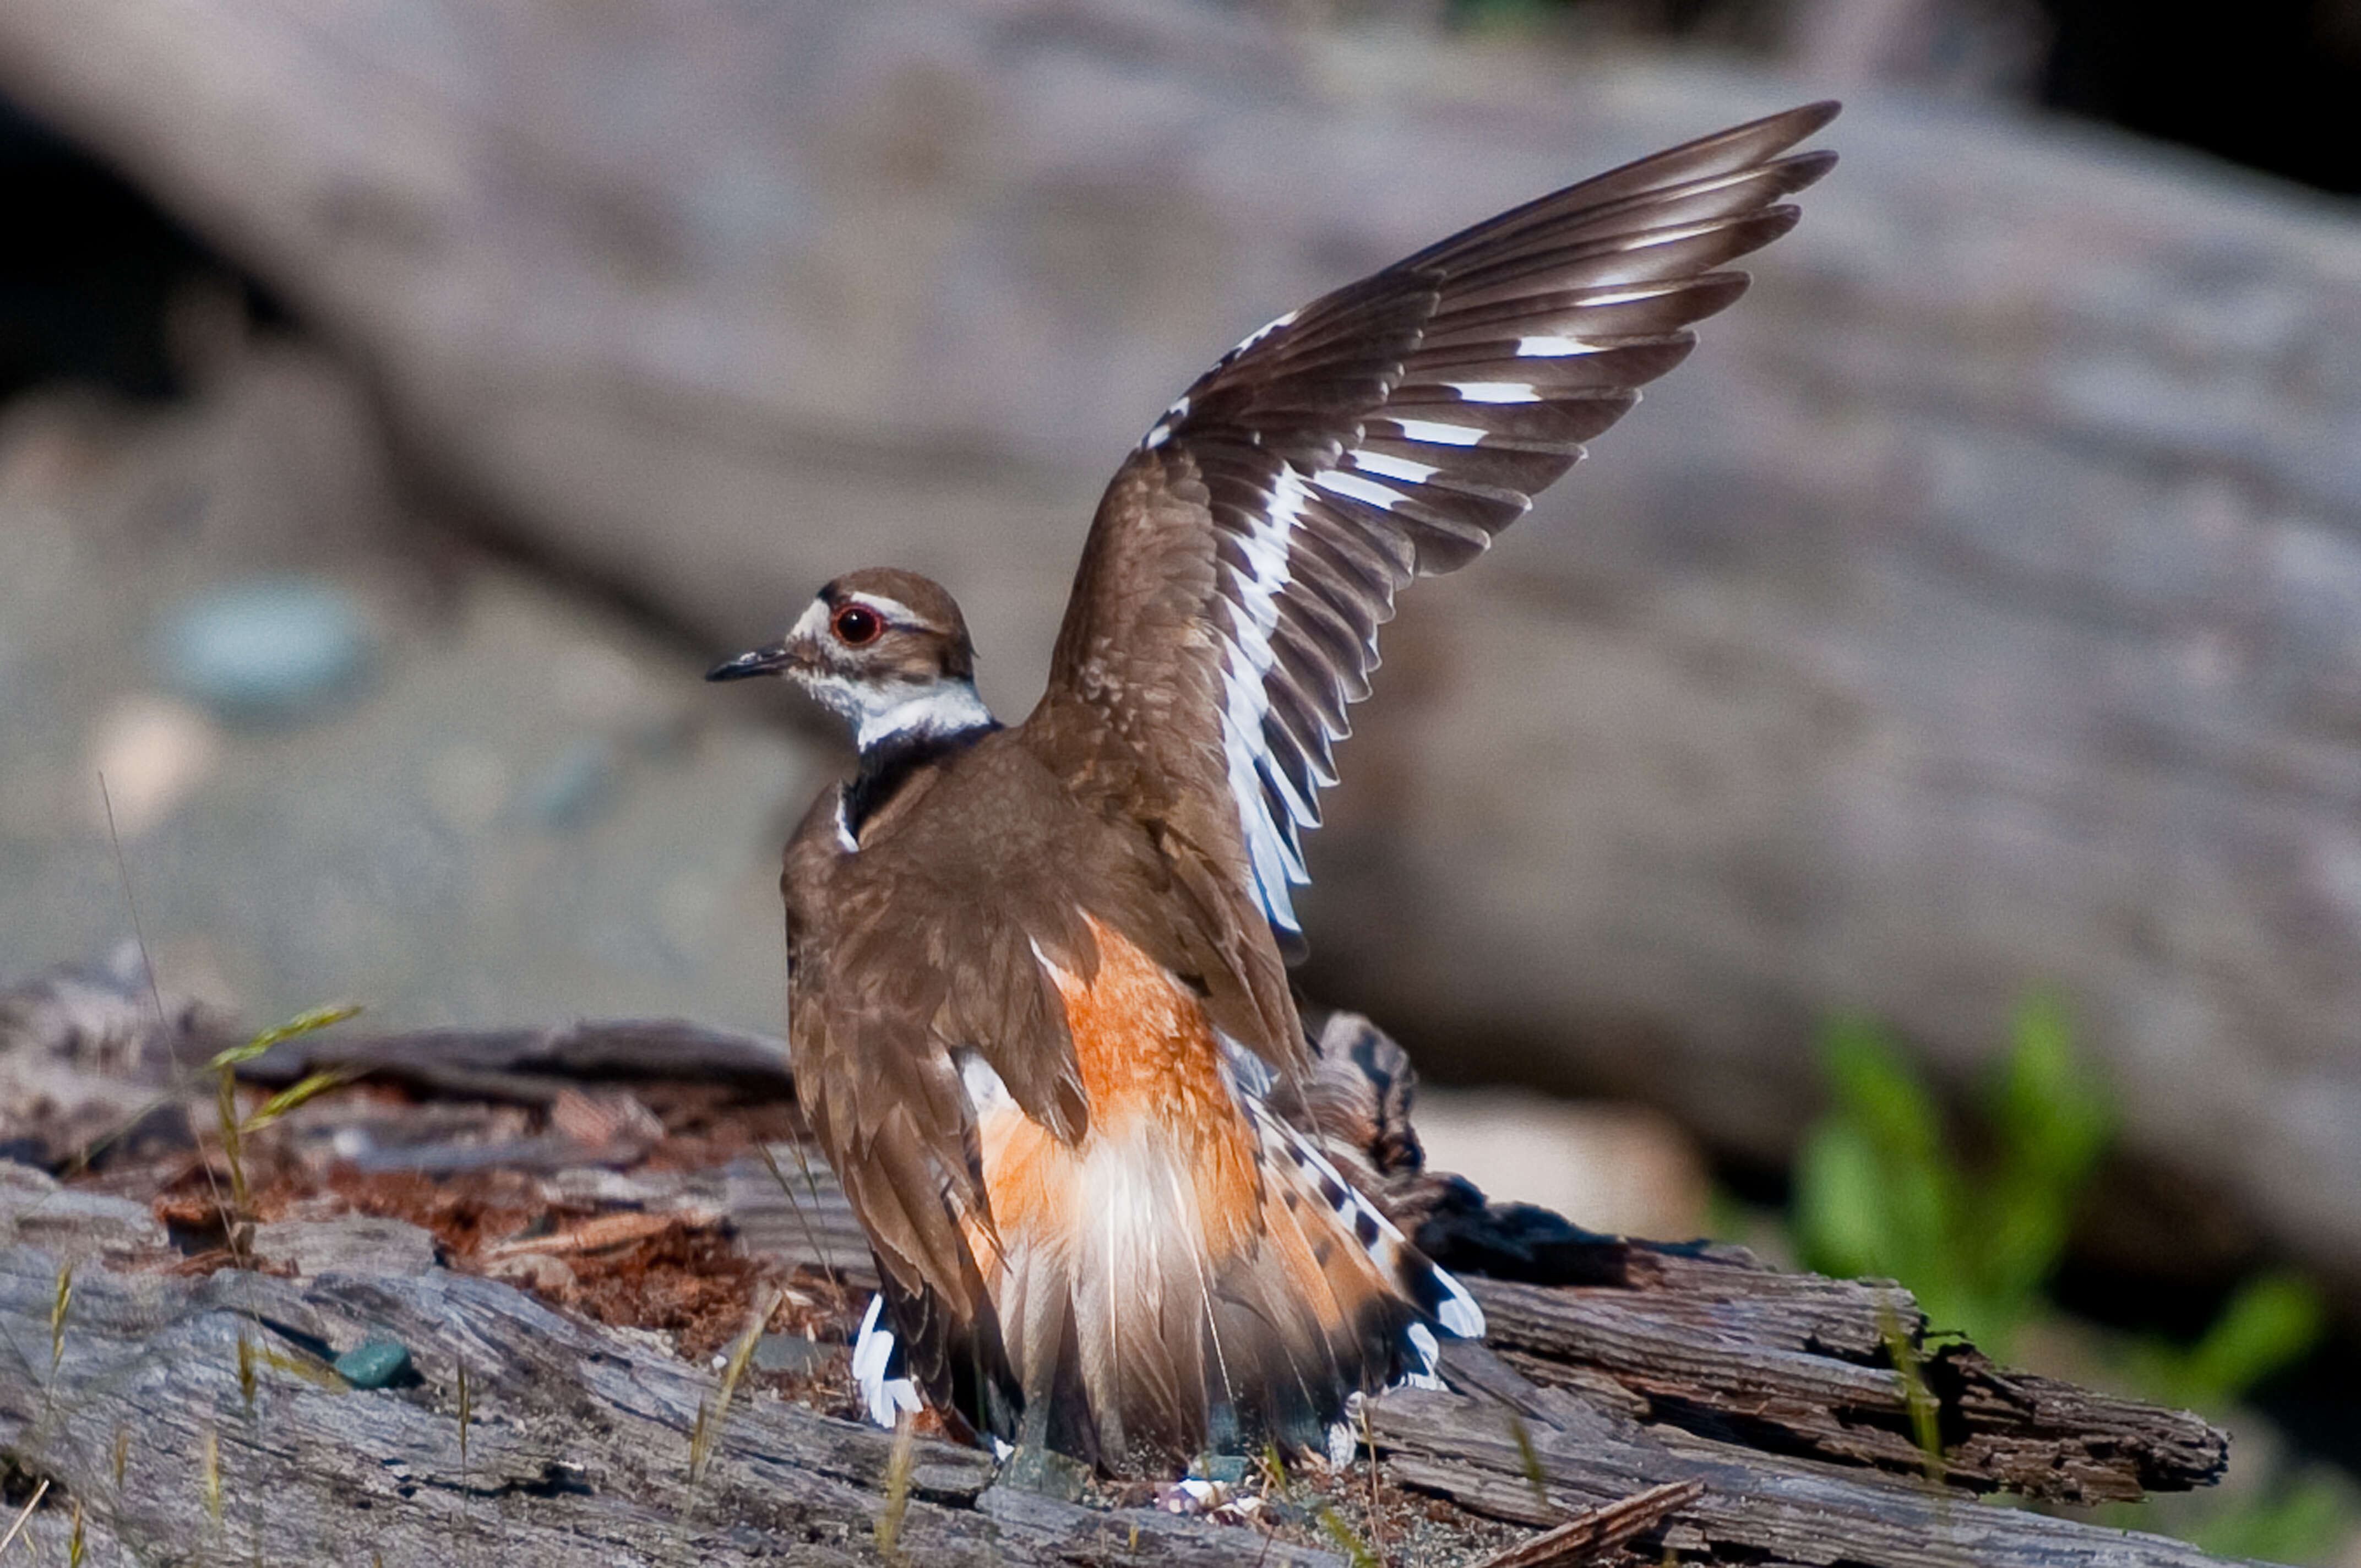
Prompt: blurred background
<box><xmin>1</xmin><ymin>0</ymin><xmax>2357</xmax><ymax>1556</ymax></box>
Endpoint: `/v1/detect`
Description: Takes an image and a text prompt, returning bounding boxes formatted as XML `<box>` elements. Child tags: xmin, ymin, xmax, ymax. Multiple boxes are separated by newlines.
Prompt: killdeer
<box><xmin>710</xmin><ymin>102</ymin><xmax>1837</xmax><ymax>1474</ymax></box>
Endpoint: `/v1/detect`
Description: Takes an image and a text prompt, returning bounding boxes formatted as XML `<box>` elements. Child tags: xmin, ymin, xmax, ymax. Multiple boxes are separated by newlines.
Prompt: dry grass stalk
<box><xmin>0</xmin><ymin>1478</ymin><xmax>51</xmax><ymax>1554</ymax></box>
<box><xmin>690</xmin><ymin>1285</ymin><xmax>781</xmax><ymax>1485</ymax></box>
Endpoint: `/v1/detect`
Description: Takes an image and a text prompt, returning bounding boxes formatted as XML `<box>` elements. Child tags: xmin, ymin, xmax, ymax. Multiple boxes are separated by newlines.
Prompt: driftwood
<box><xmin>0</xmin><ymin>987</ymin><xmax>2252</xmax><ymax>1566</ymax></box>
<box><xmin>0</xmin><ymin>1251</ymin><xmax>1328</xmax><ymax>1568</ymax></box>
<box><xmin>0</xmin><ymin>1195</ymin><xmax>2241</xmax><ymax>1567</ymax></box>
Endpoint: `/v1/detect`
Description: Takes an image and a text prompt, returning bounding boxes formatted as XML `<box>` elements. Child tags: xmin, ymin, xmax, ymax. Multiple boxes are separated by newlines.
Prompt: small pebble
<box><xmin>333</xmin><ymin>1338</ymin><xmax>414</xmax><ymax>1390</ymax></box>
<box><xmin>158</xmin><ymin>579</ymin><xmax>372</xmax><ymax>721</ymax></box>
<box><xmin>86</xmin><ymin>695</ymin><xmax>220</xmax><ymax>838</ymax></box>
<box><xmin>524</xmin><ymin>738</ymin><xmax>618</xmax><ymax>829</ymax></box>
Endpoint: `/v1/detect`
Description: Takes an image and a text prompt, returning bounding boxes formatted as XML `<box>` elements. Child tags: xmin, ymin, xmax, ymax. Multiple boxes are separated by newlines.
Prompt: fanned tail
<box><xmin>858</xmin><ymin>919</ymin><xmax>1482</xmax><ymax>1475</ymax></box>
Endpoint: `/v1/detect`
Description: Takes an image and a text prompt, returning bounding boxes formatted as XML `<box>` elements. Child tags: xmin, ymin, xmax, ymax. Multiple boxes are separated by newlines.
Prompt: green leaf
<box><xmin>241</xmin><ymin>1068</ymin><xmax>361</xmax><ymax>1133</ymax></box>
<box><xmin>1987</xmin><ymin>991</ymin><xmax>2111</xmax><ymax>1190</ymax></box>
<box><xmin>1792</xmin><ymin>997</ymin><xmax>2116</xmax><ymax>1358</ymax></box>
<box><xmin>2178</xmin><ymin>1272</ymin><xmax>2327</xmax><ymax>1411</ymax></box>
<box><xmin>1792</xmin><ymin>1123</ymin><xmax>1887</xmax><ymax>1280</ymax></box>
<box><xmin>206</xmin><ymin>1003</ymin><xmax>363</xmax><ymax>1071</ymax></box>
<box><xmin>1823</xmin><ymin>1015</ymin><xmax>1944</xmax><ymax>1165</ymax></box>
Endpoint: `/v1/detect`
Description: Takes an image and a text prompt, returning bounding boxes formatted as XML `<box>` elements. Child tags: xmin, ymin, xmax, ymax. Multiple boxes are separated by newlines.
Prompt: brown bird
<box><xmin>709</xmin><ymin>102</ymin><xmax>1838</xmax><ymax>1475</ymax></box>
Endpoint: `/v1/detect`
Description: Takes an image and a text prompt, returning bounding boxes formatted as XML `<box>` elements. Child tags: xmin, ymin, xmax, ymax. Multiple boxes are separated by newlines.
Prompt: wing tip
<box><xmin>1734</xmin><ymin>98</ymin><xmax>1843</xmax><ymax>150</ymax></box>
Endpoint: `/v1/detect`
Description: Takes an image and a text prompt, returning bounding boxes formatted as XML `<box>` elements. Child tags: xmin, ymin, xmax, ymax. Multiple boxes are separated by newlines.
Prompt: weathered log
<box><xmin>0</xmin><ymin>994</ymin><xmax>2251</xmax><ymax>1565</ymax></box>
<box><xmin>0</xmin><ymin>1231</ymin><xmax>2243</xmax><ymax>1567</ymax></box>
<box><xmin>1374</xmin><ymin>1380</ymin><xmax>2244</xmax><ymax>1568</ymax></box>
<box><xmin>0</xmin><ymin>1249</ymin><xmax>1330</xmax><ymax>1567</ymax></box>
<box><xmin>245</xmin><ymin>1009</ymin><xmax>2237</xmax><ymax>1516</ymax></box>
<box><xmin>1472</xmin><ymin>1268</ymin><xmax>2227</xmax><ymax>1502</ymax></box>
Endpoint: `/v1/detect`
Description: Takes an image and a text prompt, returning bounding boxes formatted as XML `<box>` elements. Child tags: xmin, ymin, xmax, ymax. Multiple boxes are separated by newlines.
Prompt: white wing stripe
<box><xmin>1216</xmin><ymin>461</ymin><xmax>1321</xmax><ymax>933</ymax></box>
<box><xmin>1389</xmin><ymin>418</ymin><xmax>1487</xmax><ymax>447</ymax></box>
<box><xmin>1143</xmin><ymin>393</ymin><xmax>1190</xmax><ymax>449</ymax></box>
<box><xmin>1447</xmin><ymin>381</ymin><xmax>1543</xmax><ymax>404</ymax></box>
<box><xmin>1259</xmin><ymin>744</ymin><xmax>1323</xmax><ymax>831</ymax></box>
<box><xmin>1220</xmin><ymin>627</ymin><xmax>1305</xmax><ymax>912</ymax></box>
<box><xmin>1311</xmin><ymin>469</ymin><xmax>1408</xmax><ymax>511</ymax></box>
<box><xmin>1229</xmin><ymin>307</ymin><xmax>1300</xmax><ymax>358</ymax></box>
<box><xmin>1351</xmin><ymin>451</ymin><xmax>1440</xmax><ymax>486</ymax></box>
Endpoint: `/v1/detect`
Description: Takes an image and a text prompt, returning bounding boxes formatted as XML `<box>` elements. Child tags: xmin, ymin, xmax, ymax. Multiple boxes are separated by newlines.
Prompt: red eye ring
<box><xmin>832</xmin><ymin>605</ymin><xmax>883</xmax><ymax>645</ymax></box>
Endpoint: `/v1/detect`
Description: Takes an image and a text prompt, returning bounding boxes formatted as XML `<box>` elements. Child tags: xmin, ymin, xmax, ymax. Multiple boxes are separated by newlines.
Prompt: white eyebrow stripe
<box><xmin>844</xmin><ymin>592</ymin><xmax>922</xmax><ymax>624</ymax></box>
<box><xmin>1350</xmin><ymin>451</ymin><xmax>1439</xmax><ymax>486</ymax></box>
<box><xmin>1389</xmin><ymin>419</ymin><xmax>1487</xmax><ymax>447</ymax></box>
<box><xmin>1447</xmin><ymin>382</ymin><xmax>1542</xmax><ymax>404</ymax></box>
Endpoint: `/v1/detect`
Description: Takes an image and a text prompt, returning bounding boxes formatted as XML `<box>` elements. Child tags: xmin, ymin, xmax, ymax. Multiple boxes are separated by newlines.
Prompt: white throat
<box><xmin>818</xmin><ymin>676</ymin><xmax>996</xmax><ymax>753</ymax></box>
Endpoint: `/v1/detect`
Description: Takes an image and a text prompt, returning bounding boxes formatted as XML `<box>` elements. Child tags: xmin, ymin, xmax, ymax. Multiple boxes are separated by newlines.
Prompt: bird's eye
<box><xmin>832</xmin><ymin>605</ymin><xmax>883</xmax><ymax>645</ymax></box>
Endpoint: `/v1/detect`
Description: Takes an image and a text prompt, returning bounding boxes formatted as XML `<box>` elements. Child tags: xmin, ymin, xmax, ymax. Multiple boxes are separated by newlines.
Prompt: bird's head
<box><xmin>706</xmin><ymin>568</ymin><xmax>995</xmax><ymax>753</ymax></box>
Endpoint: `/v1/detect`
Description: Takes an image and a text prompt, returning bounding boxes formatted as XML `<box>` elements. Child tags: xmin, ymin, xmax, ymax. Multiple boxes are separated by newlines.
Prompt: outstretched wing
<box><xmin>1032</xmin><ymin>103</ymin><xmax>1836</xmax><ymax>978</ymax></box>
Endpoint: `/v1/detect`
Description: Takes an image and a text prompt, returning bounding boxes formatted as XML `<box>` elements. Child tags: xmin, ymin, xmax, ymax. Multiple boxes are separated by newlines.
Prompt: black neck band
<box><xmin>842</xmin><ymin>721</ymin><xmax>1000</xmax><ymax>842</ymax></box>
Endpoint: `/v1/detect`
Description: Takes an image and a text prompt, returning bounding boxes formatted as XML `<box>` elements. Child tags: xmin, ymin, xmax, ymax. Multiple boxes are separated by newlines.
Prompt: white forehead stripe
<box><xmin>790</xmin><ymin>597</ymin><xmax>833</xmax><ymax>638</ymax></box>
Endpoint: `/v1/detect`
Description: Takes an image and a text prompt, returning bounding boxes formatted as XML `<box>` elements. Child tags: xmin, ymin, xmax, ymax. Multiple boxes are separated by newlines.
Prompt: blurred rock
<box><xmin>157</xmin><ymin>578</ymin><xmax>372</xmax><ymax>721</ymax></box>
<box><xmin>523</xmin><ymin>737</ymin><xmax>620</xmax><ymax>831</ymax></box>
<box><xmin>85</xmin><ymin>693</ymin><xmax>219</xmax><ymax>839</ymax></box>
<box><xmin>1</xmin><ymin>0</ymin><xmax>2359</xmax><ymax>1298</ymax></box>
<box><xmin>1413</xmin><ymin>1090</ymin><xmax>1711</xmax><ymax>1242</ymax></box>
